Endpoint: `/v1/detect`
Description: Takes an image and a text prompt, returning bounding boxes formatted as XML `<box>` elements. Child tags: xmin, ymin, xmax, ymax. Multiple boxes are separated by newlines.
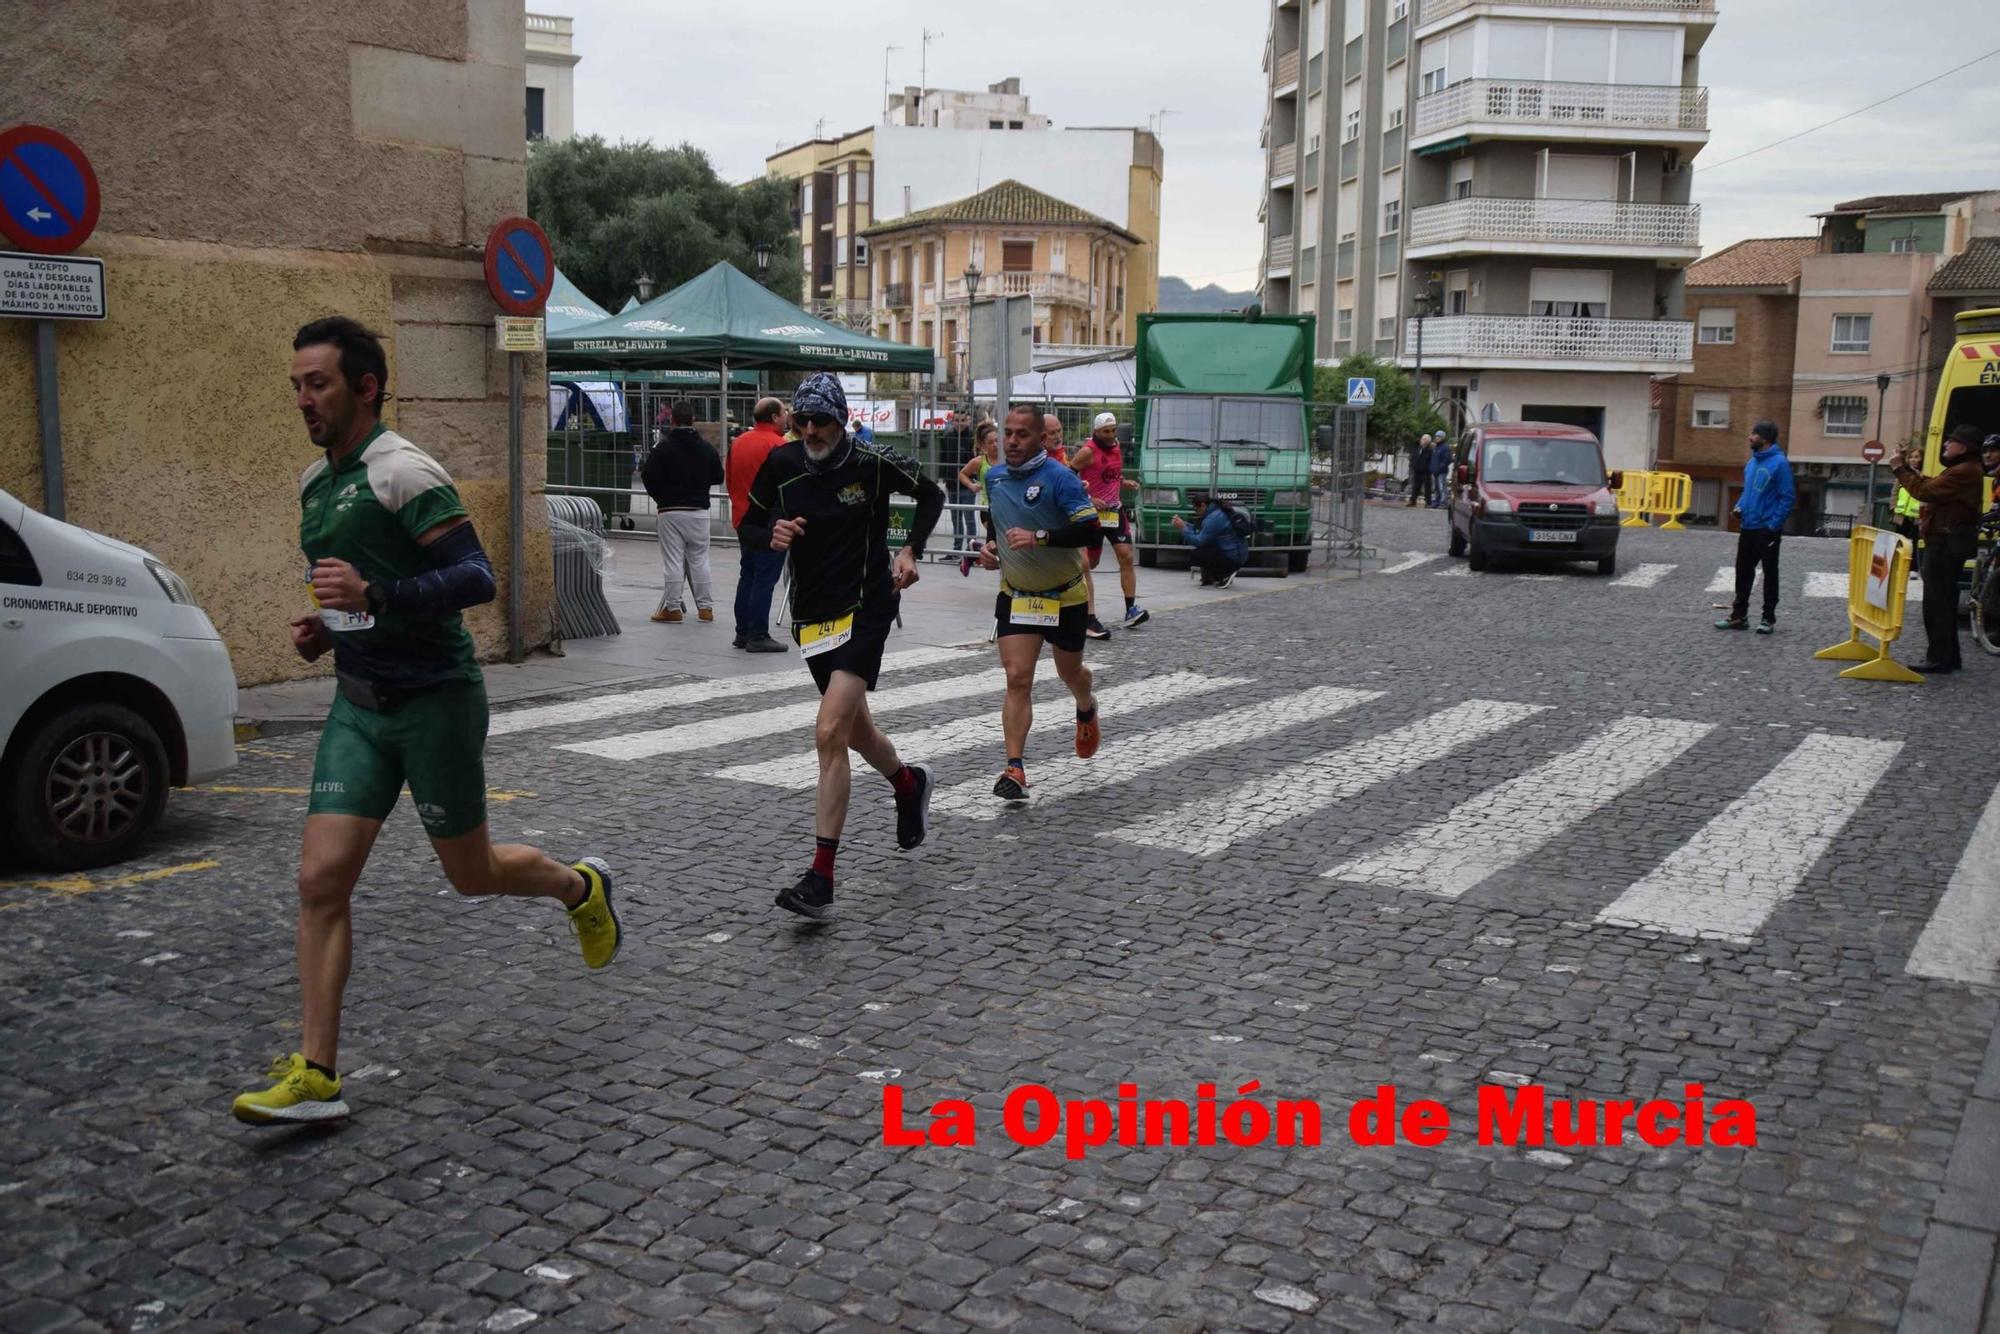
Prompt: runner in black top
<box><xmin>737</xmin><ymin>373</ymin><xmax>946</xmax><ymax>920</ymax></box>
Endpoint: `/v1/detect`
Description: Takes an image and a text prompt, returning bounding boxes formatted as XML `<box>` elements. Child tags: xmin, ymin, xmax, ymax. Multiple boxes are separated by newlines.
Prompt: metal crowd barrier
<box><xmin>1615</xmin><ymin>471</ymin><xmax>1694</xmax><ymax>529</ymax></box>
<box><xmin>1814</xmin><ymin>526</ymin><xmax>1922</xmax><ymax>684</ymax></box>
<box><xmin>545</xmin><ymin>494</ymin><xmax>621</xmax><ymax>640</ymax></box>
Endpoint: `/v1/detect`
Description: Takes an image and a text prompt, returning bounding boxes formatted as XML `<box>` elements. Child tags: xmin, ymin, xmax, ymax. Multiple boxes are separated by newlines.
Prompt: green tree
<box><xmin>527</xmin><ymin>136</ymin><xmax>802</xmax><ymax>310</ymax></box>
<box><xmin>1312</xmin><ymin>354</ymin><xmax>1445</xmax><ymax>454</ymax></box>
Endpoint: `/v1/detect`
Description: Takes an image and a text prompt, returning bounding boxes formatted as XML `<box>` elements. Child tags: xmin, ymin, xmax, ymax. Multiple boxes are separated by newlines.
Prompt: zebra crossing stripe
<box><xmin>1436</xmin><ymin>565</ymin><xmax>1471</xmax><ymax>577</ymax></box>
<box><xmin>1324</xmin><ymin>715</ymin><xmax>1713</xmax><ymax>897</ymax></box>
<box><xmin>490</xmin><ymin>646</ymin><xmax>975</xmax><ymax>737</ymax></box>
<box><xmin>1111</xmin><ymin>699</ymin><xmax>1547</xmax><ymax>857</ymax></box>
<box><xmin>712</xmin><ymin>671</ymin><xmax>1246</xmax><ymax>790</ymax></box>
<box><xmin>1609</xmin><ymin>563</ymin><xmax>1677</xmax><ymax>589</ymax></box>
<box><xmin>1706</xmin><ymin>566</ymin><xmax>1734</xmax><ymax>593</ymax></box>
<box><xmin>933</xmin><ymin>686</ymin><xmax>1383</xmax><ymax>822</ymax></box>
<box><xmin>1804</xmin><ymin>572</ymin><xmax>1846</xmax><ymax>599</ymax></box>
<box><xmin>1905</xmin><ymin>782</ymin><xmax>2000</xmax><ymax>987</ymax></box>
<box><xmin>559</xmin><ymin>666</ymin><xmax>1013</xmax><ymax>760</ymax></box>
<box><xmin>1595</xmin><ymin>732</ymin><xmax>1902</xmax><ymax>942</ymax></box>
<box><xmin>1379</xmin><ymin>552</ymin><xmax>1443</xmax><ymax>575</ymax></box>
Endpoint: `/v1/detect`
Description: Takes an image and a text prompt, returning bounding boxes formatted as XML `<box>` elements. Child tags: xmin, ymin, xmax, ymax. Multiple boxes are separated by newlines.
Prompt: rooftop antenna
<box><xmin>1150</xmin><ymin>108</ymin><xmax>1177</xmax><ymax>137</ymax></box>
<box><xmin>814</xmin><ymin>115</ymin><xmax>827</xmax><ymax>139</ymax></box>
<box><xmin>920</xmin><ymin>28</ymin><xmax>944</xmax><ymax>125</ymax></box>
<box><xmin>882</xmin><ymin>43</ymin><xmax>902</xmax><ymax>120</ymax></box>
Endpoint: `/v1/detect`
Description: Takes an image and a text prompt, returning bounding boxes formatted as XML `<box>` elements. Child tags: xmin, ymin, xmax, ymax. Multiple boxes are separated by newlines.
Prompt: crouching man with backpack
<box><xmin>1173</xmin><ymin>492</ymin><xmax>1252</xmax><ymax>587</ymax></box>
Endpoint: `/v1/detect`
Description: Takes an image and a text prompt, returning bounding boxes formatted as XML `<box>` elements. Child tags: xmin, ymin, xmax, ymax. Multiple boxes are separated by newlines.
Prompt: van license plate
<box><xmin>1528</xmin><ymin>529</ymin><xmax>1578</xmax><ymax>543</ymax></box>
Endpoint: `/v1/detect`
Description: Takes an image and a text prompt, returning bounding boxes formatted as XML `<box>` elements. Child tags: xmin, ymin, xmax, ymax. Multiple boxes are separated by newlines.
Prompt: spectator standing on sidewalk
<box><xmin>727</xmin><ymin>396</ymin><xmax>790</xmax><ymax>651</ymax></box>
<box><xmin>956</xmin><ymin>420</ymin><xmax>1000</xmax><ymax>577</ymax></box>
<box><xmin>1888</xmin><ymin>423</ymin><xmax>1988</xmax><ymax>674</ymax></box>
<box><xmin>642</xmin><ymin>400</ymin><xmax>724</xmax><ymax>625</ymax></box>
<box><xmin>1715</xmin><ymin>420</ymin><xmax>1795</xmax><ymax>635</ymax></box>
<box><xmin>1428</xmin><ymin>434</ymin><xmax>1453</xmax><ymax>508</ymax></box>
<box><xmin>1407</xmin><ymin>433</ymin><xmax>1430</xmax><ymax>507</ymax></box>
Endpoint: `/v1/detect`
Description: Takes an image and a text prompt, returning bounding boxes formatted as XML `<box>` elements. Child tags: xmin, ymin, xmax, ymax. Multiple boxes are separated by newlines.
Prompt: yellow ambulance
<box><xmin>1924</xmin><ymin>306</ymin><xmax>2000</xmax><ymax>497</ymax></box>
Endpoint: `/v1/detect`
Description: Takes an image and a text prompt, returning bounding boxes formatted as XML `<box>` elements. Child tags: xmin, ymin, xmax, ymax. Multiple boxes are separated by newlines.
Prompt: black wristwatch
<box><xmin>364</xmin><ymin>581</ymin><xmax>389</xmax><ymax>615</ymax></box>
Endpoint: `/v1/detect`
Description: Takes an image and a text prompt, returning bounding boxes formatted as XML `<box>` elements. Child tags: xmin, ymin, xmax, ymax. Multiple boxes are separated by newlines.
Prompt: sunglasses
<box><xmin>797</xmin><ymin>412</ymin><xmax>840</xmax><ymax>429</ymax></box>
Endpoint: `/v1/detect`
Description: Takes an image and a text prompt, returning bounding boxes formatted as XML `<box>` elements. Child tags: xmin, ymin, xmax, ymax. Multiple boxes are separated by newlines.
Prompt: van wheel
<box><xmin>1448</xmin><ymin>523</ymin><xmax>1467</xmax><ymax>558</ymax></box>
<box><xmin>5</xmin><ymin>704</ymin><xmax>170</xmax><ymax>871</ymax></box>
<box><xmin>1597</xmin><ymin>553</ymin><xmax>1617</xmax><ymax>577</ymax></box>
<box><xmin>1467</xmin><ymin>529</ymin><xmax>1490</xmax><ymax>572</ymax></box>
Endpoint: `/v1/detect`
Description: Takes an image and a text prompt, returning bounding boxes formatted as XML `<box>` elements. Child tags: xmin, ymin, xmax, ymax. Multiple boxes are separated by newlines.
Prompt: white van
<box><xmin>1</xmin><ymin>488</ymin><xmax>237</xmax><ymax>869</ymax></box>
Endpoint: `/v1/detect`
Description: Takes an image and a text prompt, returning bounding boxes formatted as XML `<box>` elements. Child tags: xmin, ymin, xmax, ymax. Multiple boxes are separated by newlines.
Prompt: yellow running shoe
<box><xmin>567</xmin><ymin>857</ymin><xmax>621</xmax><ymax>969</ymax></box>
<box><xmin>231</xmin><ymin>1052</ymin><xmax>348</xmax><ymax>1125</ymax></box>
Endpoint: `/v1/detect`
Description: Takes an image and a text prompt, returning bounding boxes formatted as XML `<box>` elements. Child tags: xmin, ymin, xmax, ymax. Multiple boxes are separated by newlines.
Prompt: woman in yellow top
<box><xmin>957</xmin><ymin>420</ymin><xmax>1001</xmax><ymax>576</ymax></box>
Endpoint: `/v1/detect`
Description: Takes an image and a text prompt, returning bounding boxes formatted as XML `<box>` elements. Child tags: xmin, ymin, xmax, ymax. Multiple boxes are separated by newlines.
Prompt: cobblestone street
<box><xmin>4</xmin><ymin>509</ymin><xmax>1997</xmax><ymax>1333</ymax></box>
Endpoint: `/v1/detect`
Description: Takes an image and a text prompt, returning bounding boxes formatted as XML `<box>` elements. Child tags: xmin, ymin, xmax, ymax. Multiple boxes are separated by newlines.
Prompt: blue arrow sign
<box><xmin>1347</xmin><ymin>376</ymin><xmax>1376</xmax><ymax>407</ymax></box>
<box><xmin>0</xmin><ymin>125</ymin><xmax>101</xmax><ymax>255</ymax></box>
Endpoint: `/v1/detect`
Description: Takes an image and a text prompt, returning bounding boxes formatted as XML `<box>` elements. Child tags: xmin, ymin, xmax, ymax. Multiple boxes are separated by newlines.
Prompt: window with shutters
<box><xmin>1831</xmin><ymin>313</ymin><xmax>1871</xmax><ymax>353</ymax></box>
<box><xmin>1529</xmin><ymin>268</ymin><xmax>1610</xmax><ymax>319</ymax></box>
<box><xmin>1821</xmin><ymin>396</ymin><xmax>1866</xmax><ymax>436</ymax></box>
<box><xmin>1697</xmin><ymin>308</ymin><xmax>1736</xmax><ymax>345</ymax></box>
<box><xmin>1691</xmin><ymin>393</ymin><xmax>1729</xmax><ymax>429</ymax></box>
<box><xmin>1001</xmin><ymin>240</ymin><xmax>1034</xmax><ymax>273</ymax></box>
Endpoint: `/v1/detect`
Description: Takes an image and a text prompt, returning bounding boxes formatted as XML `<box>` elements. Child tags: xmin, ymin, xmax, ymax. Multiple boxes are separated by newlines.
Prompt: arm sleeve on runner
<box><xmin>737</xmin><ymin>455</ymin><xmax>780</xmax><ymax>552</ymax></box>
<box><xmin>380</xmin><ymin>521</ymin><xmax>496</xmax><ymax>614</ymax></box>
<box><xmin>1042</xmin><ymin>515</ymin><xmax>1103</xmax><ymax>549</ymax></box>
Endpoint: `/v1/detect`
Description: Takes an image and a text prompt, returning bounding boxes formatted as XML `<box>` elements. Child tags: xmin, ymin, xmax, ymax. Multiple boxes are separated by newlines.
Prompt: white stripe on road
<box><xmin>1324</xmin><ymin>715</ymin><xmax>1713</xmax><ymax>897</ymax></box>
<box><xmin>1595</xmin><ymin>732</ymin><xmax>1902</xmax><ymax>942</ymax></box>
<box><xmin>1379</xmin><ymin>552</ymin><xmax>1444</xmax><ymax>576</ymax></box>
<box><xmin>1111</xmin><ymin>699</ymin><xmax>1548</xmax><ymax>857</ymax></box>
<box><xmin>712</xmin><ymin>671</ymin><xmax>1245</xmax><ymax>789</ymax></box>
<box><xmin>490</xmin><ymin>646</ymin><xmax>974</xmax><ymax>737</ymax></box>
<box><xmin>934</xmin><ymin>686</ymin><xmax>1382</xmax><ymax>822</ymax></box>
<box><xmin>1436</xmin><ymin>565</ymin><xmax>1471</xmax><ymax>577</ymax></box>
<box><xmin>1804</xmin><ymin>572</ymin><xmax>1846</xmax><ymax>599</ymax></box>
<box><xmin>1610</xmin><ymin>563</ymin><xmax>1677</xmax><ymax>589</ymax></box>
<box><xmin>560</xmin><ymin>666</ymin><xmax>1012</xmax><ymax>760</ymax></box>
<box><xmin>1905</xmin><ymin>782</ymin><xmax>2000</xmax><ymax>987</ymax></box>
<box><xmin>1706</xmin><ymin>566</ymin><xmax>1734</xmax><ymax>593</ymax></box>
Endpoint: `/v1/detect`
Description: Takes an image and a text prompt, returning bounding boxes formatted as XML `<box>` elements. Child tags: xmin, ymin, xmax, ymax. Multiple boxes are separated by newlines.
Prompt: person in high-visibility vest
<box><xmin>1893</xmin><ymin>490</ymin><xmax>1920</xmax><ymax>534</ymax></box>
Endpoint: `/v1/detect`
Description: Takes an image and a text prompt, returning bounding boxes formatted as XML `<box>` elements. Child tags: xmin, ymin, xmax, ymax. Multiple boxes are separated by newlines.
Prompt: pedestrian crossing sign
<box><xmin>1347</xmin><ymin>377</ymin><xmax>1376</xmax><ymax>406</ymax></box>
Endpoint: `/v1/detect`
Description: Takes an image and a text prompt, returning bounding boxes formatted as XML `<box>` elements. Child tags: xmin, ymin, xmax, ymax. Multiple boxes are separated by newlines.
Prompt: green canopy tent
<box><xmin>548</xmin><ymin>260</ymin><xmax>936</xmax><ymax>374</ymax></box>
<box><xmin>617</xmin><ymin>295</ymin><xmax>639</xmax><ymax>314</ymax></box>
<box><xmin>545</xmin><ymin>266</ymin><xmax>612</xmax><ymax>335</ymax></box>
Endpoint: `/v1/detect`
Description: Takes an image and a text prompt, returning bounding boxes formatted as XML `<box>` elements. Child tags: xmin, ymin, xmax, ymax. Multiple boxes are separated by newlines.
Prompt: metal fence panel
<box><xmin>1310</xmin><ymin>401</ymin><xmax>1372</xmax><ymax>569</ymax></box>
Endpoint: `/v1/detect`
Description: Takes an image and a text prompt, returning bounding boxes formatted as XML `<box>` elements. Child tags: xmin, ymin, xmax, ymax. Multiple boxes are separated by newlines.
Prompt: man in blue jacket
<box><xmin>1174</xmin><ymin>492</ymin><xmax>1250</xmax><ymax>587</ymax></box>
<box><xmin>1716</xmin><ymin>419</ymin><xmax>1795</xmax><ymax>633</ymax></box>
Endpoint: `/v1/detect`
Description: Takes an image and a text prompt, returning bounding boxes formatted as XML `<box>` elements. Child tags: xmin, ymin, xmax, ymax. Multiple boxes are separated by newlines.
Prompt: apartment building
<box><xmin>524</xmin><ymin>12</ymin><xmax>578</xmax><ymax>142</ymax></box>
<box><xmin>1259</xmin><ymin>0</ymin><xmax>1713</xmax><ymax>470</ymax></box>
<box><xmin>765</xmin><ymin>79</ymin><xmax>1163</xmax><ymax>341</ymax></box>
<box><xmin>861</xmin><ymin>181</ymin><xmax>1140</xmax><ymax>386</ymax></box>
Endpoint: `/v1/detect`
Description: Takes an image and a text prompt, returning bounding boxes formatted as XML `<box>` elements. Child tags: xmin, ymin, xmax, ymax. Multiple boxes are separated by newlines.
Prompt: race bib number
<box><xmin>795</xmin><ymin>613</ymin><xmax>855</xmax><ymax>658</ymax></box>
<box><xmin>1097</xmin><ymin>509</ymin><xmax>1121</xmax><ymax>529</ymax></box>
<box><xmin>1009</xmin><ymin>594</ymin><xmax>1061</xmax><ymax>627</ymax></box>
<box><xmin>307</xmin><ymin>573</ymin><xmax>375</xmax><ymax>632</ymax></box>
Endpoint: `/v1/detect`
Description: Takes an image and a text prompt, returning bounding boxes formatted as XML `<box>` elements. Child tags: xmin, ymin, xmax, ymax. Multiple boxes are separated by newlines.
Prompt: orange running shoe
<box><xmin>993</xmin><ymin>765</ymin><xmax>1029</xmax><ymax>802</ymax></box>
<box><xmin>1075</xmin><ymin>706</ymin><xmax>1100</xmax><ymax>759</ymax></box>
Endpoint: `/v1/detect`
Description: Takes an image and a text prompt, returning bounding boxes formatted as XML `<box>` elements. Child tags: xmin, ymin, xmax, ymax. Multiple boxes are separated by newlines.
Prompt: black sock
<box><xmin>1077</xmin><ymin>705</ymin><xmax>1096</xmax><ymax>722</ymax></box>
<box><xmin>1007</xmin><ymin>756</ymin><xmax>1024</xmax><ymax>772</ymax></box>
<box><xmin>1125</xmin><ymin>597</ymin><xmax>1136</xmax><ymax>613</ymax></box>
<box><xmin>305</xmin><ymin>1058</ymin><xmax>336</xmax><ymax>1080</ymax></box>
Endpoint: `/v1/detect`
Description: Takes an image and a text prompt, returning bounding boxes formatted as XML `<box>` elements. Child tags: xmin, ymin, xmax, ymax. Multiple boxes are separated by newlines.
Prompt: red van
<box><xmin>1445</xmin><ymin>422</ymin><xmax>1624</xmax><ymax>576</ymax></box>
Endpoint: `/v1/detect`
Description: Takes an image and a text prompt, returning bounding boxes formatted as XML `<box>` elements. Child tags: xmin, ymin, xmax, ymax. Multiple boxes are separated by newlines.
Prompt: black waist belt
<box><xmin>1010</xmin><ymin>573</ymin><xmax>1084</xmax><ymax>599</ymax></box>
<box><xmin>337</xmin><ymin>673</ymin><xmax>467</xmax><ymax>713</ymax></box>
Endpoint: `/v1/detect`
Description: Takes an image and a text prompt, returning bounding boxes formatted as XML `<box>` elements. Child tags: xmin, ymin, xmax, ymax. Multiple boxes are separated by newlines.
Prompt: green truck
<box><xmin>1132</xmin><ymin>311</ymin><xmax>1316</xmax><ymax>573</ymax></box>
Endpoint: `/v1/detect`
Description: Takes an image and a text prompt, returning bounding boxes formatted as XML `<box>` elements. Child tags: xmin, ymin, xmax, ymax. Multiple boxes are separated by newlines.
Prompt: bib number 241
<box><xmin>795</xmin><ymin>613</ymin><xmax>855</xmax><ymax>658</ymax></box>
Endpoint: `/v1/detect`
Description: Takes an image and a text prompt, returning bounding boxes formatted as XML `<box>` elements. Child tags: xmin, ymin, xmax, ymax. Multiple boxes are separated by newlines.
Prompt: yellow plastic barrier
<box><xmin>1813</xmin><ymin>526</ymin><xmax>1923</xmax><ymax>684</ymax></box>
<box><xmin>1615</xmin><ymin>471</ymin><xmax>1653</xmax><ymax>527</ymax></box>
<box><xmin>1643</xmin><ymin>472</ymin><xmax>1693</xmax><ymax>530</ymax></box>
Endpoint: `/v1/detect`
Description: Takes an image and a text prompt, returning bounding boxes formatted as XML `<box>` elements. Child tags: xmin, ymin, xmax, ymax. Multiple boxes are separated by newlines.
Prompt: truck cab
<box><xmin>1446</xmin><ymin>422</ymin><xmax>1623</xmax><ymax>575</ymax></box>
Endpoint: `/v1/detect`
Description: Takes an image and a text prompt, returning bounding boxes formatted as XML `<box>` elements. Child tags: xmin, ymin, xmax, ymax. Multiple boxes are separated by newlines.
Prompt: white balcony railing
<box><xmin>1272</xmin><ymin>142</ymin><xmax>1297</xmax><ymax>180</ymax></box>
<box><xmin>1267</xmin><ymin>235</ymin><xmax>1296</xmax><ymax>272</ymax></box>
<box><xmin>1275</xmin><ymin>47</ymin><xmax>1301</xmax><ymax>89</ymax></box>
<box><xmin>1414</xmin><ymin>79</ymin><xmax>1708</xmax><ymax>139</ymax></box>
<box><xmin>1405</xmin><ymin>314</ymin><xmax>1692</xmax><ymax>366</ymax></box>
<box><xmin>940</xmin><ymin>271</ymin><xmax>1095</xmax><ymax>306</ymax></box>
<box><xmin>1408</xmin><ymin>197</ymin><xmax>1700</xmax><ymax>253</ymax></box>
<box><xmin>525</xmin><ymin>12</ymin><xmax>574</xmax><ymax>51</ymax></box>
<box><xmin>1420</xmin><ymin>0</ymin><xmax>1714</xmax><ymax>23</ymax></box>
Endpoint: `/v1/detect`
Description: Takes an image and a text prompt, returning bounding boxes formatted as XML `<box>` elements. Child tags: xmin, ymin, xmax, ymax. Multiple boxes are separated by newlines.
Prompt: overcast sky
<box><xmin>564</xmin><ymin>0</ymin><xmax>2000</xmax><ymax>291</ymax></box>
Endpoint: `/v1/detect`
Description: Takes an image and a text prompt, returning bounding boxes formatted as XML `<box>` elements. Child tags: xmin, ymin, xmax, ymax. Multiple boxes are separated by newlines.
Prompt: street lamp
<box><xmin>963</xmin><ymin>263</ymin><xmax>983</xmax><ymax>301</ymax></box>
<box><xmin>1869</xmin><ymin>371</ymin><xmax>1893</xmax><ymax>524</ymax></box>
<box><xmin>753</xmin><ymin>243</ymin><xmax>773</xmax><ymax>276</ymax></box>
<box><xmin>1410</xmin><ymin>288</ymin><xmax>1437</xmax><ymax>414</ymax></box>
<box><xmin>635</xmin><ymin>271</ymin><xmax>655</xmax><ymax>302</ymax></box>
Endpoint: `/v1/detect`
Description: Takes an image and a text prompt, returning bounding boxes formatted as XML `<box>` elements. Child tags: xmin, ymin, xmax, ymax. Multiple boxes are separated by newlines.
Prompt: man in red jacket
<box><xmin>728</xmin><ymin>397</ymin><xmax>791</xmax><ymax>652</ymax></box>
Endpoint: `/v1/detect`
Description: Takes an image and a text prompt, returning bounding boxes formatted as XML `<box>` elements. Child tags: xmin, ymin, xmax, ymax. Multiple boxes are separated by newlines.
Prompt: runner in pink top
<box><xmin>1069</xmin><ymin>411</ymin><xmax>1147</xmax><ymax>636</ymax></box>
